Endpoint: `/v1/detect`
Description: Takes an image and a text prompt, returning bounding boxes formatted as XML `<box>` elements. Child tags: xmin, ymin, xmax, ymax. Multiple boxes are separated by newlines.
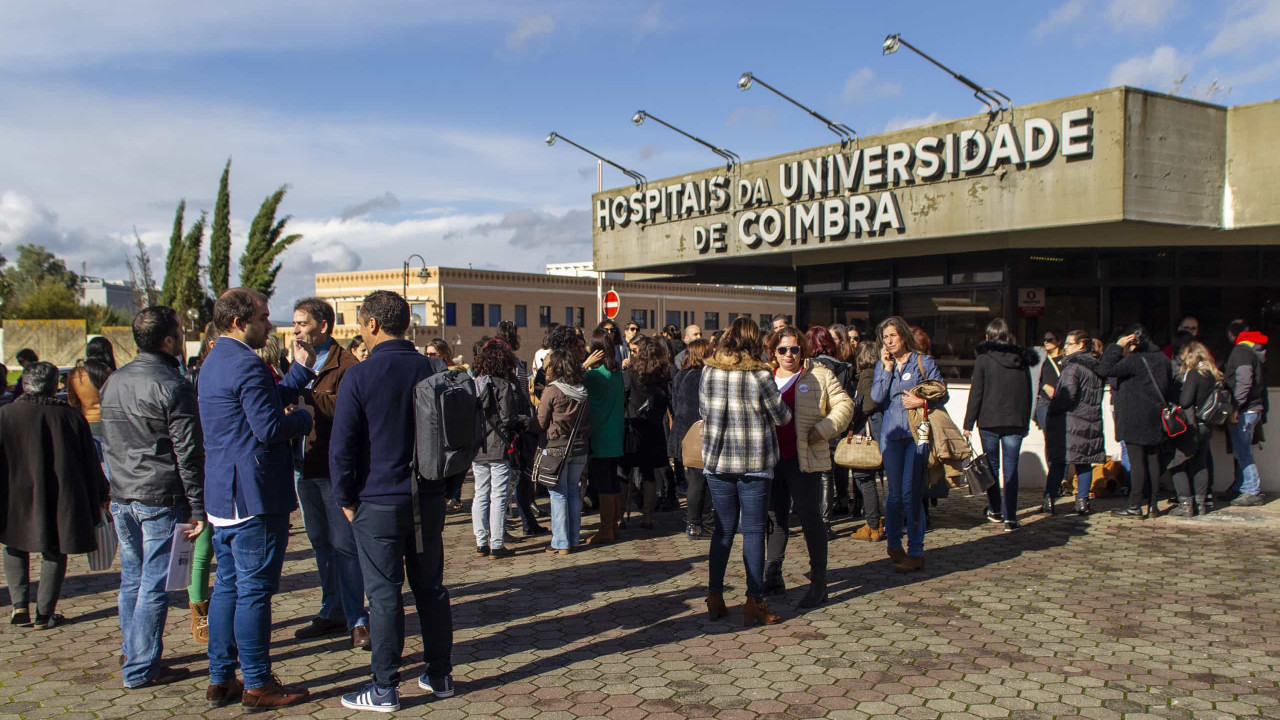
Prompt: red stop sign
<box><xmin>604</xmin><ymin>290</ymin><xmax>621</xmax><ymax>319</ymax></box>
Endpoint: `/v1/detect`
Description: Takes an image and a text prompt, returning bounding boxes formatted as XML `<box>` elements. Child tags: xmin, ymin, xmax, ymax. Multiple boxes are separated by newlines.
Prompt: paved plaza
<box><xmin>4</xmin><ymin>491</ymin><xmax>1280</xmax><ymax>720</ymax></box>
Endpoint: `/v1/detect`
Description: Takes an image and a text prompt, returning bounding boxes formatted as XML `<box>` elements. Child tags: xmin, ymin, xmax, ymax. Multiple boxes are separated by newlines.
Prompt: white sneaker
<box><xmin>418</xmin><ymin>673</ymin><xmax>455</xmax><ymax>698</ymax></box>
<box><xmin>341</xmin><ymin>683</ymin><xmax>400</xmax><ymax>712</ymax></box>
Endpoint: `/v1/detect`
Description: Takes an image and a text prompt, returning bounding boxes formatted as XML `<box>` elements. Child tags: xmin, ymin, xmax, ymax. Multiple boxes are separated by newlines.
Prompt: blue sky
<box><xmin>1</xmin><ymin>0</ymin><xmax>1277</xmax><ymax>315</ymax></box>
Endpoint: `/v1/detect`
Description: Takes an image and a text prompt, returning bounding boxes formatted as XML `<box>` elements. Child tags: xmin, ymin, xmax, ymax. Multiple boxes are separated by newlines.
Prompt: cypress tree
<box><xmin>176</xmin><ymin>212</ymin><xmax>208</xmax><ymax>319</ymax></box>
<box><xmin>159</xmin><ymin>200</ymin><xmax>185</xmax><ymax>306</ymax></box>
<box><xmin>239</xmin><ymin>186</ymin><xmax>302</xmax><ymax>299</ymax></box>
<box><xmin>208</xmin><ymin>159</ymin><xmax>232</xmax><ymax>297</ymax></box>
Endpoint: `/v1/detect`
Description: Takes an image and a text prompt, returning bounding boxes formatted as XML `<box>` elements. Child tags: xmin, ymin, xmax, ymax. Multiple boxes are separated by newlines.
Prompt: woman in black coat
<box><xmin>847</xmin><ymin>343</ymin><xmax>884</xmax><ymax>541</ymax></box>
<box><xmin>670</xmin><ymin>339</ymin><xmax>712</xmax><ymax>538</ymax></box>
<box><xmin>1043</xmin><ymin>330</ymin><xmax>1105</xmax><ymax>515</ymax></box>
<box><xmin>1168</xmin><ymin>341</ymin><xmax>1220</xmax><ymax>516</ymax></box>
<box><xmin>622</xmin><ymin>337</ymin><xmax>672</xmax><ymax>529</ymax></box>
<box><xmin>0</xmin><ymin>362</ymin><xmax>108</xmax><ymax>628</ymax></box>
<box><xmin>962</xmin><ymin>319</ymin><xmax>1039</xmax><ymax>531</ymax></box>
<box><xmin>1096</xmin><ymin>324</ymin><xmax>1174</xmax><ymax>518</ymax></box>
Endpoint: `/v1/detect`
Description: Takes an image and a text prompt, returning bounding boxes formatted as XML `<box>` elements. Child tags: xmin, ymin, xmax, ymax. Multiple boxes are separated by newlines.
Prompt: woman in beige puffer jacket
<box><xmin>764</xmin><ymin>326</ymin><xmax>853</xmax><ymax>608</ymax></box>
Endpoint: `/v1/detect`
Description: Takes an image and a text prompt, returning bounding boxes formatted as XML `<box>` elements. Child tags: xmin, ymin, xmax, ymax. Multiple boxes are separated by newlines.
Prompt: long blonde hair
<box><xmin>1177</xmin><ymin>341</ymin><xmax>1222</xmax><ymax>381</ymax></box>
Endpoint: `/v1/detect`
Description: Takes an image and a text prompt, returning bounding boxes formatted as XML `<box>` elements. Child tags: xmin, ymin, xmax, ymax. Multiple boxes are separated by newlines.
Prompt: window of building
<box><xmin>896</xmin><ymin>257</ymin><xmax>946</xmax><ymax>288</ymax></box>
<box><xmin>1015</xmin><ymin>251</ymin><xmax>1096</xmax><ymax>284</ymax></box>
<box><xmin>759</xmin><ymin>313</ymin><xmax>772</xmax><ymax>326</ymax></box>
<box><xmin>565</xmin><ymin>307</ymin><xmax>574</xmax><ymax>327</ymax></box>
<box><xmin>800</xmin><ymin>265</ymin><xmax>843</xmax><ymax>293</ymax></box>
<box><xmin>949</xmin><ymin>254</ymin><xmax>1005</xmax><ymax>284</ymax></box>
<box><xmin>539</xmin><ymin>306</ymin><xmax>551</xmax><ymax>328</ymax></box>
<box><xmin>728</xmin><ymin>312</ymin><xmax>739</xmax><ymax>323</ymax></box>
<box><xmin>847</xmin><ymin>260</ymin><xmax>892</xmax><ymax>291</ymax></box>
<box><xmin>336</xmin><ymin>312</ymin><xmax>345</xmax><ymax>325</ymax></box>
<box><xmin>705</xmin><ymin>312</ymin><xmax>720</xmax><ymax>331</ymax></box>
<box><xmin>574</xmin><ymin>307</ymin><xmax>585</xmax><ymax>328</ymax></box>
<box><xmin>410</xmin><ymin>303</ymin><xmax>427</xmax><ymax>327</ymax></box>
<box><xmin>488</xmin><ymin>304</ymin><xmax>501</xmax><ymax>326</ymax></box>
<box><xmin>444</xmin><ymin>303</ymin><xmax>456</xmax><ymax>326</ymax></box>
<box><xmin>665</xmin><ymin>310</ymin><xmax>681</xmax><ymax>329</ymax></box>
<box><xmin>630</xmin><ymin>309</ymin><xmax>647</xmax><ymax>329</ymax></box>
<box><xmin>897</xmin><ymin>288</ymin><xmax>1003</xmax><ymax>381</ymax></box>
<box><xmin>471</xmin><ymin>303</ymin><xmax>484</xmax><ymax>327</ymax></box>
<box><xmin>515</xmin><ymin>305</ymin><xmax>527</xmax><ymax>327</ymax></box>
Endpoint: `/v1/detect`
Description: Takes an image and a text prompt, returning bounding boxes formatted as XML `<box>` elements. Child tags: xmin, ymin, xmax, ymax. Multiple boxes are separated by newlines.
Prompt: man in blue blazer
<box><xmin>199</xmin><ymin>288</ymin><xmax>315</xmax><ymax>711</ymax></box>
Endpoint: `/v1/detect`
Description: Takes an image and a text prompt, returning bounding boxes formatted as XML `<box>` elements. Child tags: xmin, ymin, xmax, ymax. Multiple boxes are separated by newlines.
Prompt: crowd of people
<box><xmin>0</xmin><ymin>288</ymin><xmax>1269</xmax><ymax>712</ymax></box>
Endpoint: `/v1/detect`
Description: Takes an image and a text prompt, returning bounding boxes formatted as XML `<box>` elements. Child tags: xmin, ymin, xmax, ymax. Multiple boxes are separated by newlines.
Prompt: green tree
<box><xmin>159</xmin><ymin>200</ymin><xmax>186</xmax><ymax>306</ymax></box>
<box><xmin>81</xmin><ymin>302</ymin><xmax>131</xmax><ymax>334</ymax></box>
<box><xmin>208</xmin><ymin>159</ymin><xmax>232</xmax><ymax>297</ymax></box>
<box><xmin>239</xmin><ymin>186</ymin><xmax>302</xmax><ymax>299</ymax></box>
<box><xmin>10</xmin><ymin>244</ymin><xmax>80</xmax><ymax>299</ymax></box>
<box><xmin>176</xmin><ymin>212</ymin><xmax>208</xmax><ymax>320</ymax></box>
<box><xmin>8</xmin><ymin>279</ymin><xmax>80</xmax><ymax>319</ymax></box>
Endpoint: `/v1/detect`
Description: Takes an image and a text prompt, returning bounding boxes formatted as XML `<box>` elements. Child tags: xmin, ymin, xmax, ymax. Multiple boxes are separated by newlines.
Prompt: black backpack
<box><xmin>412</xmin><ymin>358</ymin><xmax>484</xmax><ymax>481</ymax></box>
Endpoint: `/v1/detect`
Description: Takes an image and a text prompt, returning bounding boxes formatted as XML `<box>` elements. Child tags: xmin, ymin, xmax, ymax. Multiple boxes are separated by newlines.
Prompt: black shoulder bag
<box><xmin>532</xmin><ymin>400</ymin><xmax>585</xmax><ymax>489</ymax></box>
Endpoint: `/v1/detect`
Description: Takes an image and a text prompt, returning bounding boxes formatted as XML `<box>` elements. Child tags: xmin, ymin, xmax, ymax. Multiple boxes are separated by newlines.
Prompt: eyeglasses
<box><xmin>626</xmin><ymin>326</ymin><xmax>638</xmax><ymax>331</ymax></box>
<box><xmin>776</xmin><ymin>346</ymin><xmax>802</xmax><ymax>356</ymax></box>
<box><xmin>1179</xmin><ymin>326</ymin><xmax>1198</xmax><ymax>333</ymax></box>
<box><xmin>1043</xmin><ymin>336</ymin><xmax>1059</xmax><ymax>344</ymax></box>
<box><xmin>425</xmin><ymin>351</ymin><xmax>440</xmax><ymax>357</ymax></box>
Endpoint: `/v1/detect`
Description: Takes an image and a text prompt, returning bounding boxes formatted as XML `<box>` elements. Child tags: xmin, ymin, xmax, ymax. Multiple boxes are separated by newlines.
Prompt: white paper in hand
<box><xmin>165</xmin><ymin>523</ymin><xmax>196</xmax><ymax>591</ymax></box>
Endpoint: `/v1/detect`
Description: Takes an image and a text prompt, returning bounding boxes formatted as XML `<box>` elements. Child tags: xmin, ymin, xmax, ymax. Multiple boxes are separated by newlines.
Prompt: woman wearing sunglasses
<box><xmin>763</xmin><ymin>326</ymin><xmax>853</xmax><ymax>608</ymax></box>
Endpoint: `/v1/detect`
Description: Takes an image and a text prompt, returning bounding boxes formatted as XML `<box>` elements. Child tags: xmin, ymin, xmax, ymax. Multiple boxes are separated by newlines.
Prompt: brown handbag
<box><xmin>834</xmin><ymin>426</ymin><xmax>882</xmax><ymax>470</ymax></box>
<box><xmin>681</xmin><ymin>420</ymin><xmax>705</xmax><ymax>469</ymax></box>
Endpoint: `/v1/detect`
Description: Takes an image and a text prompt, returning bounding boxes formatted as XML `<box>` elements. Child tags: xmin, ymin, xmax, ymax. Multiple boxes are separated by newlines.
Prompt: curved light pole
<box><xmin>882</xmin><ymin>34</ymin><xmax>1011</xmax><ymax>117</ymax></box>
<box><xmin>544</xmin><ymin>132</ymin><xmax>646</xmax><ymax>188</ymax></box>
<box><xmin>403</xmin><ymin>253</ymin><xmax>429</xmax><ymax>300</ymax></box>
<box><xmin>738</xmin><ymin>72</ymin><xmax>856</xmax><ymax>146</ymax></box>
<box><xmin>632</xmin><ymin>110</ymin><xmax>741</xmax><ymax>171</ymax></box>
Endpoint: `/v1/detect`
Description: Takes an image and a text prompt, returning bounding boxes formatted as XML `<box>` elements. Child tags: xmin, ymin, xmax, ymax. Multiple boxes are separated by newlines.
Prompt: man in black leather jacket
<box><xmin>100</xmin><ymin>306</ymin><xmax>206</xmax><ymax>690</ymax></box>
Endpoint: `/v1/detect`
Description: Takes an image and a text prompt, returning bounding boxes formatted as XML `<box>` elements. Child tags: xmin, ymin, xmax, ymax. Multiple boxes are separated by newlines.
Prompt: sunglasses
<box><xmin>1043</xmin><ymin>336</ymin><xmax>1059</xmax><ymax>343</ymax></box>
<box><xmin>425</xmin><ymin>351</ymin><xmax>440</xmax><ymax>357</ymax></box>
<box><xmin>776</xmin><ymin>346</ymin><xmax>802</xmax><ymax>356</ymax></box>
<box><xmin>850</xmin><ymin>335</ymin><xmax>862</xmax><ymax>342</ymax></box>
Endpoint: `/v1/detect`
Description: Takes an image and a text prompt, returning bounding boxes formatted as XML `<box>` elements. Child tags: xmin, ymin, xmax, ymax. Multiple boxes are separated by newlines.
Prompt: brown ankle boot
<box><xmin>586</xmin><ymin>494</ymin><xmax>615</xmax><ymax>545</ymax></box>
<box><xmin>895</xmin><ymin>554</ymin><xmax>925</xmax><ymax>573</ymax></box>
<box><xmin>705</xmin><ymin>592</ymin><xmax>727</xmax><ymax>620</ymax></box>
<box><xmin>241</xmin><ymin>676</ymin><xmax>308</xmax><ymax>710</ymax></box>
<box><xmin>190</xmin><ymin>601</ymin><xmax>210</xmax><ymax>645</ymax></box>
<box><xmin>851</xmin><ymin>524</ymin><xmax>883</xmax><ymax>542</ymax></box>
<box><xmin>887</xmin><ymin>545</ymin><xmax>906</xmax><ymax>563</ymax></box>
<box><xmin>744</xmin><ymin>596</ymin><xmax>782</xmax><ymax>627</ymax></box>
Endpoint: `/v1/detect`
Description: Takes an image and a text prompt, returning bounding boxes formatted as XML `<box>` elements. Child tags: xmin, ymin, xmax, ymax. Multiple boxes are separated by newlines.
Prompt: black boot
<box><xmin>1074</xmin><ymin>498</ymin><xmax>1089</xmax><ymax>515</ymax></box>
<box><xmin>763</xmin><ymin>563</ymin><xmax>786</xmax><ymax>596</ymax></box>
<box><xmin>1111</xmin><ymin>505</ymin><xmax>1144</xmax><ymax>517</ymax></box>
<box><xmin>1041</xmin><ymin>496</ymin><xmax>1055</xmax><ymax>515</ymax></box>
<box><xmin>1194</xmin><ymin>494</ymin><xmax>1208</xmax><ymax>516</ymax></box>
<box><xmin>1168</xmin><ymin>497</ymin><xmax>1195</xmax><ymax>517</ymax></box>
<box><xmin>797</xmin><ymin>574</ymin><xmax>827</xmax><ymax>608</ymax></box>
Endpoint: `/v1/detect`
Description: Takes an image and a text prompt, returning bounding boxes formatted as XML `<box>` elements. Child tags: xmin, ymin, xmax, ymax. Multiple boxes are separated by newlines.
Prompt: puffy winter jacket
<box><xmin>963</xmin><ymin>340</ymin><xmax>1038</xmax><ymax>434</ymax></box>
<box><xmin>777</xmin><ymin>359</ymin><xmax>853</xmax><ymax>474</ymax></box>
<box><xmin>474</xmin><ymin>374</ymin><xmax>519</xmax><ymax>463</ymax></box>
<box><xmin>1044</xmin><ymin>351</ymin><xmax>1104</xmax><ymax>465</ymax></box>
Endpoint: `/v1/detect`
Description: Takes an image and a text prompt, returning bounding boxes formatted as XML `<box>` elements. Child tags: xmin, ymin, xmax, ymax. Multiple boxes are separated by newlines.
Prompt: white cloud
<box><xmin>1106</xmin><ymin>0</ymin><xmax>1178</xmax><ymax>31</ymax></box>
<box><xmin>0</xmin><ymin>191</ymin><xmax>138</xmax><ymax>282</ymax></box>
<box><xmin>341</xmin><ymin>192</ymin><xmax>400</xmax><ymax>221</ymax></box>
<box><xmin>883</xmin><ymin>112</ymin><xmax>943</xmax><ymax>133</ymax></box>
<box><xmin>505</xmin><ymin>13</ymin><xmax>555</xmax><ymax>51</ymax></box>
<box><xmin>1108</xmin><ymin>45</ymin><xmax>1191</xmax><ymax>89</ymax></box>
<box><xmin>725</xmin><ymin>106</ymin><xmax>778</xmax><ymax>130</ymax></box>
<box><xmin>1032</xmin><ymin>0</ymin><xmax>1089</xmax><ymax>39</ymax></box>
<box><xmin>841</xmin><ymin>68</ymin><xmax>902</xmax><ymax>103</ymax></box>
<box><xmin>1206</xmin><ymin>0</ymin><xmax>1280</xmax><ymax>56</ymax></box>
<box><xmin>634</xmin><ymin>5</ymin><xmax>663</xmax><ymax>43</ymax></box>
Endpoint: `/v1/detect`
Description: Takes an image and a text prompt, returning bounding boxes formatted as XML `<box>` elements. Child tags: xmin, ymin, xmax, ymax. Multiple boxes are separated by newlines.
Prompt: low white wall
<box><xmin>941</xmin><ymin>384</ymin><xmax>1277</xmax><ymax>494</ymax></box>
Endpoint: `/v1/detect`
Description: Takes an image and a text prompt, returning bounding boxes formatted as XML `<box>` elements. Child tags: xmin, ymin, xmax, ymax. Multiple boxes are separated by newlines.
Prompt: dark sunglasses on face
<box><xmin>776</xmin><ymin>346</ymin><xmax>802</xmax><ymax>356</ymax></box>
<box><xmin>1044</xmin><ymin>336</ymin><xmax>1058</xmax><ymax>344</ymax></box>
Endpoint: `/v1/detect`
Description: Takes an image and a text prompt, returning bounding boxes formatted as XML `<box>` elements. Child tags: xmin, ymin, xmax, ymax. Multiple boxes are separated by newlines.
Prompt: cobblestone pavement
<box><xmin>4</xmin><ymin>491</ymin><xmax>1280</xmax><ymax>720</ymax></box>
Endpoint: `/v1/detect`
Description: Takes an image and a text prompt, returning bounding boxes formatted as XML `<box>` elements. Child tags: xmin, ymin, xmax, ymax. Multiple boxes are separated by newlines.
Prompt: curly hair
<box><xmin>545</xmin><ymin>349</ymin><xmax>584</xmax><ymax>385</ymax></box>
<box><xmin>766</xmin><ymin>326</ymin><xmax>810</xmax><ymax>362</ymax></box>
<box><xmin>629</xmin><ymin>336</ymin><xmax>669</xmax><ymax>385</ymax></box>
<box><xmin>472</xmin><ymin>338</ymin><xmax>517</xmax><ymax>378</ymax></box>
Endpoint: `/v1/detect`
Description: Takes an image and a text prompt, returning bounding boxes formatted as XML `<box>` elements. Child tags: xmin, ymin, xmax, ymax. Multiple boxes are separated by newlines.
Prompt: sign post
<box><xmin>604</xmin><ymin>289</ymin><xmax>621</xmax><ymax>320</ymax></box>
<box><xmin>1017</xmin><ymin>287</ymin><xmax>1046</xmax><ymax>317</ymax></box>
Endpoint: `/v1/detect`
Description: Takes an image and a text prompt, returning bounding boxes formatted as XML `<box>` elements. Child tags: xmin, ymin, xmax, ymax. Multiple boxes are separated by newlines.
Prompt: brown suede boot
<box><xmin>705</xmin><ymin>592</ymin><xmax>727</xmax><ymax>621</ymax></box>
<box><xmin>744</xmin><ymin>597</ymin><xmax>782</xmax><ymax>627</ymax></box>
<box><xmin>190</xmin><ymin>601</ymin><xmax>210</xmax><ymax>645</ymax></box>
<box><xmin>851</xmin><ymin>524</ymin><xmax>884</xmax><ymax>542</ymax></box>
<box><xmin>241</xmin><ymin>676</ymin><xmax>308</xmax><ymax>710</ymax></box>
<box><xmin>586</xmin><ymin>494</ymin><xmax>615</xmax><ymax>545</ymax></box>
<box><xmin>895</xmin><ymin>554</ymin><xmax>925</xmax><ymax>573</ymax></box>
<box><xmin>887</xmin><ymin>545</ymin><xmax>906</xmax><ymax>563</ymax></box>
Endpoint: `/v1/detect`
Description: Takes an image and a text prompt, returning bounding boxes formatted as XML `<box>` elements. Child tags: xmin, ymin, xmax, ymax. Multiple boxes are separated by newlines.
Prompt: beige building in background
<box><xmin>313</xmin><ymin>266</ymin><xmax>793</xmax><ymax>368</ymax></box>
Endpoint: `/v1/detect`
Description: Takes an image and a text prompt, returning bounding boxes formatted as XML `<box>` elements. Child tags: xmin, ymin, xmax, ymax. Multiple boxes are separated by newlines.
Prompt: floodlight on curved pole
<box><xmin>403</xmin><ymin>252</ymin><xmax>429</xmax><ymax>300</ymax></box>
<box><xmin>738</xmin><ymin>72</ymin><xmax>856</xmax><ymax>146</ymax></box>
<box><xmin>631</xmin><ymin>110</ymin><xmax>741</xmax><ymax>171</ymax></box>
<box><xmin>545</xmin><ymin>132</ymin><xmax>646</xmax><ymax>188</ymax></box>
<box><xmin>882</xmin><ymin>34</ymin><xmax>1011</xmax><ymax>117</ymax></box>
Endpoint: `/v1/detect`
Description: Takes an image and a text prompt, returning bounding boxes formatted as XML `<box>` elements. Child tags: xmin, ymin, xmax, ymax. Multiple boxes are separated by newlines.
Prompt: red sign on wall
<box><xmin>604</xmin><ymin>289</ymin><xmax>621</xmax><ymax>319</ymax></box>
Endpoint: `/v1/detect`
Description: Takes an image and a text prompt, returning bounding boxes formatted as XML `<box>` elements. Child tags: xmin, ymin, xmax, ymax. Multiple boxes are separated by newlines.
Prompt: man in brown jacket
<box><xmin>291</xmin><ymin>297</ymin><xmax>370</xmax><ymax>649</ymax></box>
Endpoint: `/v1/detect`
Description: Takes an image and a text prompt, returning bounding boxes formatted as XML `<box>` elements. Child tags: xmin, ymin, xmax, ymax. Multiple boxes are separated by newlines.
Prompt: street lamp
<box><xmin>631</xmin><ymin>110</ymin><xmax>741</xmax><ymax>171</ymax></box>
<box><xmin>403</xmin><ymin>253</ymin><xmax>429</xmax><ymax>300</ymax></box>
<box><xmin>544</xmin><ymin>132</ymin><xmax>647</xmax><ymax>188</ymax></box>
<box><xmin>737</xmin><ymin>72</ymin><xmax>856</xmax><ymax>146</ymax></box>
<box><xmin>881</xmin><ymin>34</ymin><xmax>1011</xmax><ymax>117</ymax></box>
<box><xmin>185</xmin><ymin>307</ymin><xmax>200</xmax><ymax>333</ymax></box>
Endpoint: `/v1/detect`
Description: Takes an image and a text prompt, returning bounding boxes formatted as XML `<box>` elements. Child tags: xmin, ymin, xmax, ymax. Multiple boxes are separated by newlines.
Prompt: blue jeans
<box><xmin>980</xmin><ymin>430</ymin><xmax>1024</xmax><ymax>520</ymax></box>
<box><xmin>471</xmin><ymin>460</ymin><xmax>512</xmax><ymax>549</ymax></box>
<box><xmin>882</xmin><ymin>438</ymin><xmax>926</xmax><ymax>557</ymax></box>
<box><xmin>549</xmin><ymin>456</ymin><xmax>587</xmax><ymax>550</ymax></box>
<box><xmin>112</xmin><ymin>501</ymin><xmax>184</xmax><ymax>688</ymax></box>
<box><xmin>208</xmin><ymin>514</ymin><xmax>290</xmax><ymax>690</ymax></box>
<box><xmin>296</xmin><ymin>475</ymin><xmax>368</xmax><ymax>630</ymax></box>
<box><xmin>1046</xmin><ymin>463</ymin><xmax>1094</xmax><ymax>500</ymax></box>
<box><xmin>705</xmin><ymin>473</ymin><xmax>771</xmax><ymax>598</ymax></box>
<box><xmin>1230</xmin><ymin>410</ymin><xmax>1262</xmax><ymax>496</ymax></box>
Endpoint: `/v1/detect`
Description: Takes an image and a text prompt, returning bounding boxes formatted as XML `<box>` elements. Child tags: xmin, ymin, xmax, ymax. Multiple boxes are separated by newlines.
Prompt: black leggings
<box><xmin>4</xmin><ymin>548</ymin><xmax>67</xmax><ymax>618</ymax></box>
<box><xmin>685</xmin><ymin>466</ymin><xmax>714</xmax><ymax>526</ymax></box>
<box><xmin>766</xmin><ymin>456</ymin><xmax>828</xmax><ymax>582</ymax></box>
<box><xmin>1127</xmin><ymin>443</ymin><xmax>1163</xmax><ymax>509</ymax></box>
<box><xmin>1172</xmin><ymin>430</ymin><xmax>1212</xmax><ymax>499</ymax></box>
<box><xmin>589</xmin><ymin>457</ymin><xmax>621</xmax><ymax>495</ymax></box>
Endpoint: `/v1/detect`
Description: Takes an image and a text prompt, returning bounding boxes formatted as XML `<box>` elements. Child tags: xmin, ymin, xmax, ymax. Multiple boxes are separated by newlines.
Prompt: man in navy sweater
<box><xmin>330</xmin><ymin>291</ymin><xmax>456</xmax><ymax>712</ymax></box>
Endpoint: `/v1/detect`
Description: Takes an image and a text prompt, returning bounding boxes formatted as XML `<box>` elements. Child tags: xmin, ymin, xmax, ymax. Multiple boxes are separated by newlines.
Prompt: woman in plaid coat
<box><xmin>699</xmin><ymin>317</ymin><xmax>792</xmax><ymax>627</ymax></box>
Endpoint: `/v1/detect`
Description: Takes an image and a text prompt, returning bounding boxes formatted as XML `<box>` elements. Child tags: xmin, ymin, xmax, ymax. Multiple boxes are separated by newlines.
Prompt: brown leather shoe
<box><xmin>887</xmin><ymin>545</ymin><xmax>906</xmax><ymax>563</ymax></box>
<box><xmin>895</xmin><ymin>554</ymin><xmax>925</xmax><ymax>573</ymax></box>
<box><xmin>744</xmin><ymin>596</ymin><xmax>782</xmax><ymax>627</ymax></box>
<box><xmin>190</xmin><ymin>601</ymin><xmax>209</xmax><ymax>645</ymax></box>
<box><xmin>705</xmin><ymin>591</ymin><xmax>727</xmax><ymax>621</ymax></box>
<box><xmin>851</xmin><ymin>524</ymin><xmax>884</xmax><ymax>542</ymax></box>
<box><xmin>207</xmin><ymin>677</ymin><xmax>244</xmax><ymax>708</ymax></box>
<box><xmin>241</xmin><ymin>676</ymin><xmax>309</xmax><ymax>711</ymax></box>
<box><xmin>351</xmin><ymin>625</ymin><xmax>371</xmax><ymax>651</ymax></box>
